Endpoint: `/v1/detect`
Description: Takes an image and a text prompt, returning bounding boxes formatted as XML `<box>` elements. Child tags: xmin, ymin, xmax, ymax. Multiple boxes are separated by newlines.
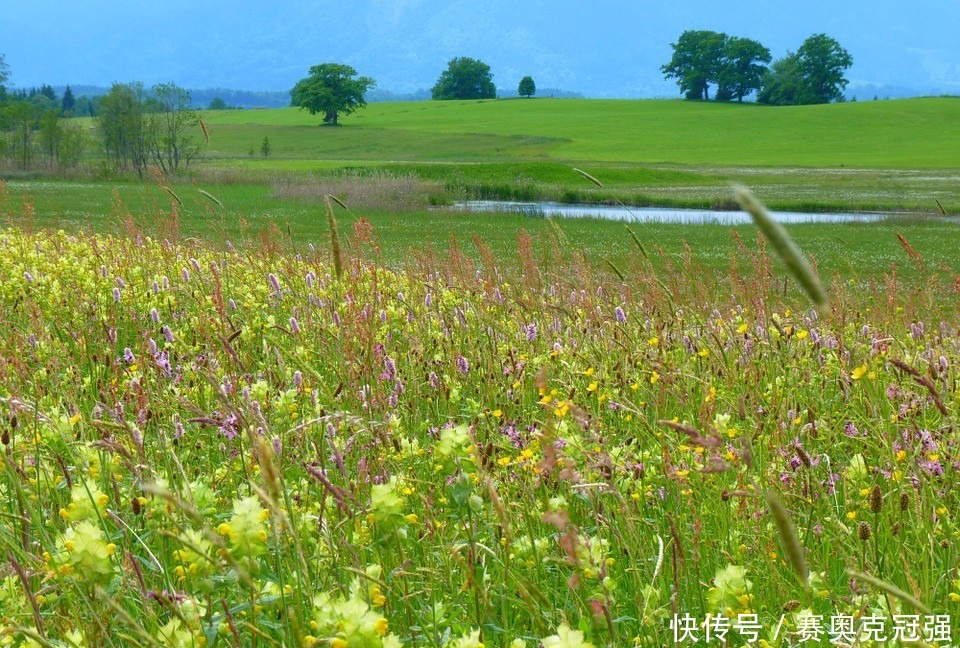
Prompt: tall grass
<box><xmin>0</xmin><ymin>189</ymin><xmax>958</xmax><ymax>646</ymax></box>
<box><xmin>271</xmin><ymin>171</ymin><xmax>443</xmax><ymax>212</ymax></box>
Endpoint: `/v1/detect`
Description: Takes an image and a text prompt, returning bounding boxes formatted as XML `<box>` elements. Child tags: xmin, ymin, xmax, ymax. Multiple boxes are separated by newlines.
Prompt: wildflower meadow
<box><xmin>1</xmin><ymin>182</ymin><xmax>958</xmax><ymax>647</ymax></box>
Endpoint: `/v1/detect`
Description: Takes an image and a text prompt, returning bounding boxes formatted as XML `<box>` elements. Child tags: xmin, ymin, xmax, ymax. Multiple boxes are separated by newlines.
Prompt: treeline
<box><xmin>96</xmin><ymin>82</ymin><xmax>203</xmax><ymax>176</ymax></box>
<box><xmin>662</xmin><ymin>31</ymin><xmax>853</xmax><ymax>105</ymax></box>
<box><xmin>0</xmin><ymin>54</ymin><xmax>203</xmax><ymax>175</ymax></box>
<box><xmin>0</xmin><ymin>57</ymin><xmax>88</xmax><ymax>171</ymax></box>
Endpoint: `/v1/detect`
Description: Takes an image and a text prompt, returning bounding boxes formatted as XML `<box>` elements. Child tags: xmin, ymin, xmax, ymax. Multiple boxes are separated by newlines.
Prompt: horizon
<box><xmin>2</xmin><ymin>1</ymin><xmax>958</xmax><ymax>101</ymax></box>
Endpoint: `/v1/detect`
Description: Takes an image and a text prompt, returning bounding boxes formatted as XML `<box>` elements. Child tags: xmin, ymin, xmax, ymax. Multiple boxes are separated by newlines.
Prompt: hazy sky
<box><xmin>2</xmin><ymin>0</ymin><xmax>959</xmax><ymax>97</ymax></box>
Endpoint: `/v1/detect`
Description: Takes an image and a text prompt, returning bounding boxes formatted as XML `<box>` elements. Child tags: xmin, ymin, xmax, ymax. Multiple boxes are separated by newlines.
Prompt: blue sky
<box><xmin>2</xmin><ymin>0</ymin><xmax>959</xmax><ymax>97</ymax></box>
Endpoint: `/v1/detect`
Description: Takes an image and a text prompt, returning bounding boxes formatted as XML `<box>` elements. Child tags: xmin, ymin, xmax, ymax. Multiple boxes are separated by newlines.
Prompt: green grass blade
<box><xmin>734</xmin><ymin>185</ymin><xmax>827</xmax><ymax>307</ymax></box>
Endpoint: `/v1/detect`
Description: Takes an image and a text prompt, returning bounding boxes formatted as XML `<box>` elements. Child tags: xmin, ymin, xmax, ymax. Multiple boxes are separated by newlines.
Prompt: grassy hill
<box><xmin>201</xmin><ymin>97</ymin><xmax>960</xmax><ymax>168</ymax></box>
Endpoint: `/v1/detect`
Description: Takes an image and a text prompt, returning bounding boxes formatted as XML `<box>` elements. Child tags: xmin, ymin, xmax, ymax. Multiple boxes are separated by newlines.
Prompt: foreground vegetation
<box><xmin>1</xmin><ymin>178</ymin><xmax>959</xmax><ymax>645</ymax></box>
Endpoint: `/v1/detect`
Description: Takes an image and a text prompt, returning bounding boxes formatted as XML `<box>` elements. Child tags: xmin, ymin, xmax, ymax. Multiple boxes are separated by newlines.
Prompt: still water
<box><xmin>451</xmin><ymin>200</ymin><xmax>890</xmax><ymax>225</ymax></box>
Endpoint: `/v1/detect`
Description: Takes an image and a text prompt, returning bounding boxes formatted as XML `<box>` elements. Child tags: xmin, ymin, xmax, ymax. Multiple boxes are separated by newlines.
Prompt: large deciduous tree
<box><xmin>431</xmin><ymin>57</ymin><xmax>496</xmax><ymax>100</ymax></box>
<box><xmin>794</xmin><ymin>34</ymin><xmax>853</xmax><ymax>104</ymax></box>
<box><xmin>716</xmin><ymin>37</ymin><xmax>771</xmax><ymax>102</ymax></box>
<box><xmin>518</xmin><ymin>76</ymin><xmax>536</xmax><ymax>98</ymax></box>
<box><xmin>759</xmin><ymin>34</ymin><xmax>853</xmax><ymax>105</ymax></box>
<box><xmin>290</xmin><ymin>63</ymin><xmax>375</xmax><ymax>126</ymax></box>
<box><xmin>661</xmin><ymin>30</ymin><xmax>728</xmax><ymax>100</ymax></box>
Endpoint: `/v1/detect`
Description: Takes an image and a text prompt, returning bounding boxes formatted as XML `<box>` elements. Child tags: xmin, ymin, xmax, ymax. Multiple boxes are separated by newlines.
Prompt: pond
<box><xmin>450</xmin><ymin>200</ymin><xmax>892</xmax><ymax>225</ymax></box>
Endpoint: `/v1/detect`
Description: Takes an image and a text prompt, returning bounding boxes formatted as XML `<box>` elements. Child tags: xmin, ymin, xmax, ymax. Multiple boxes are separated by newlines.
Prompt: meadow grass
<box><xmin>15</xmin><ymin>98</ymin><xmax>960</xmax><ymax>214</ymax></box>
<box><xmin>202</xmin><ymin>97</ymin><xmax>960</xmax><ymax>168</ymax></box>
<box><xmin>1</xmin><ymin>185</ymin><xmax>960</xmax><ymax>645</ymax></box>
<box><xmin>191</xmin><ymin>98</ymin><xmax>960</xmax><ymax>214</ymax></box>
<box><xmin>3</xmin><ymin>177</ymin><xmax>960</xmax><ymax>285</ymax></box>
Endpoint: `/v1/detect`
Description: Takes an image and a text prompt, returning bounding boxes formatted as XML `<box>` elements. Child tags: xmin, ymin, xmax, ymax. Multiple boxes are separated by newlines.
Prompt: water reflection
<box><xmin>451</xmin><ymin>200</ymin><xmax>890</xmax><ymax>224</ymax></box>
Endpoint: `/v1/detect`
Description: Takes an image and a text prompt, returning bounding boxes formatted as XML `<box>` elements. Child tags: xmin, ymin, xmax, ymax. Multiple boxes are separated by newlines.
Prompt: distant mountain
<box><xmin>4</xmin><ymin>0</ymin><xmax>959</xmax><ymax>98</ymax></box>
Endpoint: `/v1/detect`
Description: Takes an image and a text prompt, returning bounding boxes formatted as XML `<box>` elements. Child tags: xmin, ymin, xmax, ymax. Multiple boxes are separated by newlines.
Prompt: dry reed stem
<box><xmin>895</xmin><ymin>232</ymin><xmax>926</xmax><ymax>272</ymax></box>
<box><xmin>625</xmin><ymin>225</ymin><xmax>649</xmax><ymax>260</ymax></box>
<box><xmin>734</xmin><ymin>185</ymin><xmax>827</xmax><ymax>307</ymax></box>
<box><xmin>198</xmin><ymin>189</ymin><xmax>224</xmax><ymax>209</ymax></box>
<box><xmin>324</xmin><ymin>195</ymin><xmax>344</xmax><ymax>281</ymax></box>
<box><xmin>9</xmin><ymin>556</ymin><xmax>44</xmax><ymax>638</ymax></box>
<box><xmin>162</xmin><ymin>185</ymin><xmax>183</xmax><ymax>206</ymax></box>
<box><xmin>573</xmin><ymin>168</ymin><xmax>603</xmax><ymax>187</ymax></box>
<box><xmin>890</xmin><ymin>358</ymin><xmax>949</xmax><ymax>416</ymax></box>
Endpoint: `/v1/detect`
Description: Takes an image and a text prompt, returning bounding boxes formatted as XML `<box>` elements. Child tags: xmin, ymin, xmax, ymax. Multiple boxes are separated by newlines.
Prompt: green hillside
<box><xmin>201</xmin><ymin>97</ymin><xmax>960</xmax><ymax>168</ymax></box>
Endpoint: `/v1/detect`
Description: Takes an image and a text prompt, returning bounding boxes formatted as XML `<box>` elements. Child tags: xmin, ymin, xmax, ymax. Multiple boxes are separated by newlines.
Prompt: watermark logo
<box><xmin>670</xmin><ymin>613</ymin><xmax>953</xmax><ymax>645</ymax></box>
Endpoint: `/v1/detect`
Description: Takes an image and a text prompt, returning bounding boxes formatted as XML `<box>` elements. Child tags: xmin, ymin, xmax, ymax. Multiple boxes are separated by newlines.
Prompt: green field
<box><xmin>3</xmin><ymin>177</ymin><xmax>960</xmax><ymax>287</ymax></box>
<box><xmin>202</xmin><ymin>97</ymin><xmax>960</xmax><ymax>167</ymax></box>
<box><xmin>184</xmin><ymin>97</ymin><xmax>960</xmax><ymax>213</ymax></box>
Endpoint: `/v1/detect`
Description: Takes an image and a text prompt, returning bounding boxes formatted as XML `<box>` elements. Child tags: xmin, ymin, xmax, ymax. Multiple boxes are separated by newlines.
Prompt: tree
<box><xmin>431</xmin><ymin>57</ymin><xmax>496</xmax><ymax>100</ymax></box>
<box><xmin>0</xmin><ymin>54</ymin><xmax>9</xmax><ymax>102</ymax></box>
<box><xmin>290</xmin><ymin>63</ymin><xmax>375</xmax><ymax>126</ymax></box>
<box><xmin>146</xmin><ymin>82</ymin><xmax>201</xmax><ymax>174</ymax></box>
<box><xmin>96</xmin><ymin>82</ymin><xmax>202</xmax><ymax>175</ymax></box>
<box><xmin>5</xmin><ymin>100</ymin><xmax>38</xmax><ymax>170</ymax></box>
<box><xmin>260</xmin><ymin>136</ymin><xmax>271</xmax><ymax>157</ymax></box>
<box><xmin>208</xmin><ymin>97</ymin><xmax>228</xmax><ymax>110</ymax></box>
<box><xmin>97</xmin><ymin>82</ymin><xmax>148</xmax><ymax>174</ymax></box>
<box><xmin>661</xmin><ymin>30</ymin><xmax>728</xmax><ymax>100</ymax></box>
<box><xmin>794</xmin><ymin>34</ymin><xmax>853</xmax><ymax>104</ymax></box>
<box><xmin>39</xmin><ymin>84</ymin><xmax>57</xmax><ymax>104</ymax></box>
<box><xmin>716</xmin><ymin>37</ymin><xmax>771</xmax><ymax>102</ymax></box>
<box><xmin>74</xmin><ymin>95</ymin><xmax>95</xmax><ymax>117</ymax></box>
<box><xmin>518</xmin><ymin>76</ymin><xmax>536</xmax><ymax>98</ymax></box>
<box><xmin>38</xmin><ymin>109</ymin><xmax>63</xmax><ymax>168</ymax></box>
<box><xmin>758</xmin><ymin>35</ymin><xmax>853</xmax><ymax>105</ymax></box>
<box><xmin>61</xmin><ymin>85</ymin><xmax>76</xmax><ymax>115</ymax></box>
<box><xmin>29</xmin><ymin>93</ymin><xmax>57</xmax><ymax>115</ymax></box>
<box><xmin>757</xmin><ymin>56</ymin><xmax>804</xmax><ymax>105</ymax></box>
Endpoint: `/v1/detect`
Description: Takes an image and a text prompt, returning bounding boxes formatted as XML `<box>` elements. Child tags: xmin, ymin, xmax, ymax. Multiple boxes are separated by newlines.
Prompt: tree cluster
<box><xmin>0</xmin><ymin>56</ymin><xmax>86</xmax><ymax>171</ymax></box>
<box><xmin>97</xmin><ymin>82</ymin><xmax>203</xmax><ymax>175</ymax></box>
<box><xmin>662</xmin><ymin>31</ymin><xmax>852</xmax><ymax>105</ymax></box>
<box><xmin>758</xmin><ymin>34</ymin><xmax>854</xmax><ymax>105</ymax></box>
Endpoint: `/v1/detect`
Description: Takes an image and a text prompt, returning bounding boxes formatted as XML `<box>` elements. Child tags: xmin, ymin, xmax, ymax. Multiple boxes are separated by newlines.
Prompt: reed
<box><xmin>734</xmin><ymin>185</ymin><xmax>827</xmax><ymax>307</ymax></box>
